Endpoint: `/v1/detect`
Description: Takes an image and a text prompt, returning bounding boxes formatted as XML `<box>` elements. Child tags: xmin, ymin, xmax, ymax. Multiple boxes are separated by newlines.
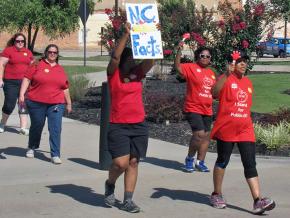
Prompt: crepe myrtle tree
<box><xmin>0</xmin><ymin>0</ymin><xmax>97</xmax><ymax>52</ymax></box>
<box><xmin>206</xmin><ymin>0</ymin><xmax>278</xmax><ymax>73</ymax></box>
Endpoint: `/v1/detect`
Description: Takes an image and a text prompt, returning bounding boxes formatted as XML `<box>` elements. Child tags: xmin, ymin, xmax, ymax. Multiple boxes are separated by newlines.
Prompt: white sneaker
<box><xmin>19</xmin><ymin>128</ymin><xmax>29</xmax><ymax>136</ymax></box>
<box><xmin>51</xmin><ymin>156</ymin><xmax>62</xmax><ymax>164</ymax></box>
<box><xmin>0</xmin><ymin>123</ymin><xmax>5</xmax><ymax>133</ymax></box>
<box><xmin>26</xmin><ymin>149</ymin><xmax>34</xmax><ymax>158</ymax></box>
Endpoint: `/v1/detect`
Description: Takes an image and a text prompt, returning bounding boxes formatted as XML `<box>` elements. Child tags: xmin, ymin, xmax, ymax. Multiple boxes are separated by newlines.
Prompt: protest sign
<box><xmin>125</xmin><ymin>3</ymin><xmax>163</xmax><ymax>59</ymax></box>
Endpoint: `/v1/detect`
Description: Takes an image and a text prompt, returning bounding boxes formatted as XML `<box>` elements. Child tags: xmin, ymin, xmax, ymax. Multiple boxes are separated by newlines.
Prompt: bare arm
<box><xmin>174</xmin><ymin>44</ymin><xmax>184</xmax><ymax>79</ymax></box>
<box><xmin>19</xmin><ymin>78</ymin><xmax>31</xmax><ymax>104</ymax></box>
<box><xmin>212</xmin><ymin>64</ymin><xmax>234</xmax><ymax>99</ymax></box>
<box><xmin>64</xmin><ymin>89</ymin><xmax>72</xmax><ymax>113</ymax></box>
<box><xmin>140</xmin><ymin>59</ymin><xmax>155</xmax><ymax>74</ymax></box>
<box><xmin>0</xmin><ymin>57</ymin><xmax>9</xmax><ymax>87</ymax></box>
<box><xmin>107</xmin><ymin>23</ymin><xmax>131</xmax><ymax>76</ymax></box>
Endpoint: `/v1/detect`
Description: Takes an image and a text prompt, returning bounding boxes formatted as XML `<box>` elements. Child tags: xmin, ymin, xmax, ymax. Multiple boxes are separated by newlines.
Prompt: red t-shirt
<box><xmin>25</xmin><ymin>60</ymin><xmax>69</xmax><ymax>104</ymax></box>
<box><xmin>180</xmin><ymin>63</ymin><xmax>216</xmax><ymax>115</ymax></box>
<box><xmin>210</xmin><ymin>74</ymin><xmax>255</xmax><ymax>142</ymax></box>
<box><xmin>108</xmin><ymin>66</ymin><xmax>145</xmax><ymax>123</ymax></box>
<box><xmin>1</xmin><ymin>46</ymin><xmax>33</xmax><ymax>80</ymax></box>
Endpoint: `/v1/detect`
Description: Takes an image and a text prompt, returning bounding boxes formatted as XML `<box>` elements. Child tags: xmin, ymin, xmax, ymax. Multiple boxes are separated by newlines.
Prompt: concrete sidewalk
<box><xmin>1</xmin><ymin>90</ymin><xmax>290</xmax><ymax>218</ymax></box>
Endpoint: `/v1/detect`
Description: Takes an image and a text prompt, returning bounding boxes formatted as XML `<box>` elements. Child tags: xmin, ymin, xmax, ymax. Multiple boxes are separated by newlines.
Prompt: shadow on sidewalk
<box><xmin>151</xmin><ymin>188</ymin><xmax>252</xmax><ymax>214</ymax></box>
<box><xmin>0</xmin><ymin>147</ymin><xmax>51</xmax><ymax>162</ymax></box>
<box><xmin>68</xmin><ymin>158</ymin><xmax>100</xmax><ymax>169</ymax></box>
<box><xmin>142</xmin><ymin>157</ymin><xmax>184</xmax><ymax>171</ymax></box>
<box><xmin>46</xmin><ymin>184</ymin><xmax>109</xmax><ymax>208</ymax></box>
<box><xmin>4</xmin><ymin>126</ymin><xmax>20</xmax><ymax>134</ymax></box>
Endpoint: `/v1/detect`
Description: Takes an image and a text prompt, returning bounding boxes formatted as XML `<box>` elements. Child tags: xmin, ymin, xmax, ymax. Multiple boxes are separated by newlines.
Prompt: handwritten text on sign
<box><xmin>126</xmin><ymin>3</ymin><xmax>163</xmax><ymax>59</ymax></box>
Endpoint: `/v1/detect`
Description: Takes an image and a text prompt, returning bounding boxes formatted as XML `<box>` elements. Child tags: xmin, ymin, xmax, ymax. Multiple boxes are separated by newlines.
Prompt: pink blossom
<box><xmin>235</xmin><ymin>16</ymin><xmax>240</xmax><ymax>22</ymax></box>
<box><xmin>112</xmin><ymin>19</ymin><xmax>122</xmax><ymax>31</ymax></box>
<box><xmin>191</xmin><ymin>32</ymin><xmax>206</xmax><ymax>46</ymax></box>
<box><xmin>217</xmin><ymin>20</ymin><xmax>225</xmax><ymax>28</ymax></box>
<box><xmin>239</xmin><ymin>22</ymin><xmax>247</xmax><ymax>30</ymax></box>
<box><xmin>254</xmin><ymin>3</ymin><xmax>265</xmax><ymax>16</ymax></box>
<box><xmin>105</xmin><ymin>8</ymin><xmax>113</xmax><ymax>15</ymax></box>
<box><xmin>242</xmin><ymin>40</ymin><xmax>249</xmax><ymax>48</ymax></box>
<box><xmin>232</xmin><ymin>23</ymin><xmax>241</xmax><ymax>33</ymax></box>
<box><xmin>163</xmin><ymin>49</ymin><xmax>173</xmax><ymax>55</ymax></box>
<box><xmin>108</xmin><ymin>40</ymin><xmax>114</xmax><ymax>47</ymax></box>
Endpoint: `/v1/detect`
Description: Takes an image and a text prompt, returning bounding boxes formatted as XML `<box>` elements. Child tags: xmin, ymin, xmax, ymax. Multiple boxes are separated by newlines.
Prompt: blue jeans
<box><xmin>26</xmin><ymin>99</ymin><xmax>65</xmax><ymax>157</ymax></box>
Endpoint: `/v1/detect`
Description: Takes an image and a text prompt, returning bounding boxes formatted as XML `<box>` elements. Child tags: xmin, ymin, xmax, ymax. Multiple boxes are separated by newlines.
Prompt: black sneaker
<box><xmin>104</xmin><ymin>180</ymin><xmax>115</xmax><ymax>207</ymax></box>
<box><xmin>120</xmin><ymin>200</ymin><xmax>140</xmax><ymax>213</ymax></box>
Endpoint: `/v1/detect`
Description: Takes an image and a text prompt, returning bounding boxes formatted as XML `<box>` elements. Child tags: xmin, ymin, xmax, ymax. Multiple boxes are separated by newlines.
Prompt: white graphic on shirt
<box><xmin>231</xmin><ymin>88</ymin><xmax>249</xmax><ymax>118</ymax></box>
<box><xmin>231</xmin><ymin>83</ymin><xmax>237</xmax><ymax>89</ymax></box>
<box><xmin>196</xmin><ymin>68</ymin><xmax>201</xmax><ymax>73</ymax></box>
<box><xmin>199</xmin><ymin>76</ymin><xmax>214</xmax><ymax>98</ymax></box>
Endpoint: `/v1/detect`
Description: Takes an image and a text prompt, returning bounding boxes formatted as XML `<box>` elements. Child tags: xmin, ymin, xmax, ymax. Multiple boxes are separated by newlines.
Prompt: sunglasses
<box><xmin>15</xmin><ymin>40</ymin><xmax>25</xmax><ymax>44</ymax></box>
<box><xmin>200</xmin><ymin>54</ymin><xmax>211</xmax><ymax>59</ymax></box>
<box><xmin>47</xmin><ymin>51</ymin><xmax>58</xmax><ymax>55</ymax></box>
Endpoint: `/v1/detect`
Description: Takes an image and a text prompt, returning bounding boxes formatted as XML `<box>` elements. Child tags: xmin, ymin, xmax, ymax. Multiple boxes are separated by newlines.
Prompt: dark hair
<box><xmin>42</xmin><ymin>44</ymin><xmax>59</xmax><ymax>63</ymax></box>
<box><xmin>194</xmin><ymin>46</ymin><xmax>212</xmax><ymax>62</ymax></box>
<box><xmin>119</xmin><ymin>47</ymin><xmax>133</xmax><ymax>68</ymax></box>
<box><xmin>6</xmin><ymin>33</ymin><xmax>27</xmax><ymax>47</ymax></box>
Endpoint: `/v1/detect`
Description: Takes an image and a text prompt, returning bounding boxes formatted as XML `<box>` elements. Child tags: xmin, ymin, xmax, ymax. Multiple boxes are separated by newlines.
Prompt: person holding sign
<box><xmin>104</xmin><ymin>23</ymin><xmax>155</xmax><ymax>213</ymax></box>
<box><xmin>209</xmin><ymin>51</ymin><xmax>275</xmax><ymax>215</ymax></box>
<box><xmin>175</xmin><ymin>38</ymin><xmax>216</xmax><ymax>173</ymax></box>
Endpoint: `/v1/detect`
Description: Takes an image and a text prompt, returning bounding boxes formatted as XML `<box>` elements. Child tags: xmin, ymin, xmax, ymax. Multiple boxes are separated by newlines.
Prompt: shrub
<box><xmin>257</xmin><ymin>107</ymin><xmax>290</xmax><ymax>125</ymax></box>
<box><xmin>254</xmin><ymin>122</ymin><xmax>290</xmax><ymax>150</ymax></box>
<box><xmin>68</xmin><ymin>73</ymin><xmax>91</xmax><ymax>101</ymax></box>
<box><xmin>144</xmin><ymin>92</ymin><xmax>184</xmax><ymax>123</ymax></box>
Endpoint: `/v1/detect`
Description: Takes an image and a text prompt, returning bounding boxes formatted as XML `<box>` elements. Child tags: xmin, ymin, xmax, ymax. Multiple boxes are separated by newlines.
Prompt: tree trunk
<box><xmin>27</xmin><ymin>23</ymin><xmax>32</xmax><ymax>52</ymax></box>
<box><xmin>31</xmin><ymin>27</ymin><xmax>39</xmax><ymax>53</ymax></box>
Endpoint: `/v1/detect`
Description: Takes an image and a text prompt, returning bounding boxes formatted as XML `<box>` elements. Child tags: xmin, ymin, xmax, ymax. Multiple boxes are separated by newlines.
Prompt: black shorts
<box><xmin>108</xmin><ymin>122</ymin><xmax>149</xmax><ymax>160</ymax></box>
<box><xmin>185</xmin><ymin>112</ymin><xmax>212</xmax><ymax>132</ymax></box>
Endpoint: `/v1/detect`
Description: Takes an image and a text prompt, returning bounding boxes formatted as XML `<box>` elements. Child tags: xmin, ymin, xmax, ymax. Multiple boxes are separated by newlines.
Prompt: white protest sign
<box><xmin>125</xmin><ymin>3</ymin><xmax>163</xmax><ymax>59</ymax></box>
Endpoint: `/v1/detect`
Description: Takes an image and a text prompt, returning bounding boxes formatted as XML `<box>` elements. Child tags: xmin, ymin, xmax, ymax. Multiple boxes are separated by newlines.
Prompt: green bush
<box><xmin>254</xmin><ymin>122</ymin><xmax>290</xmax><ymax>150</ymax></box>
<box><xmin>68</xmin><ymin>73</ymin><xmax>91</xmax><ymax>102</ymax></box>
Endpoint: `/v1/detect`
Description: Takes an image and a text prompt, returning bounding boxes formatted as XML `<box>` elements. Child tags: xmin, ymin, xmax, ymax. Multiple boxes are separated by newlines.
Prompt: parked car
<box><xmin>256</xmin><ymin>37</ymin><xmax>290</xmax><ymax>58</ymax></box>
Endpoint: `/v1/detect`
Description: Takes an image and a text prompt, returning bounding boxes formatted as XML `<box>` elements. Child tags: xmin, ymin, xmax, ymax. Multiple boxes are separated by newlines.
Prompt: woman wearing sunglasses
<box><xmin>175</xmin><ymin>43</ymin><xmax>216</xmax><ymax>173</ymax></box>
<box><xmin>19</xmin><ymin>44</ymin><xmax>72</xmax><ymax>164</ymax></box>
<box><xmin>209</xmin><ymin>52</ymin><xmax>275</xmax><ymax>214</ymax></box>
<box><xmin>0</xmin><ymin>33</ymin><xmax>34</xmax><ymax>135</ymax></box>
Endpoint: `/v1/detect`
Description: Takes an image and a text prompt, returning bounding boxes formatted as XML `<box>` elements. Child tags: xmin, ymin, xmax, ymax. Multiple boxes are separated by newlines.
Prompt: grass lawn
<box><xmin>249</xmin><ymin>74</ymin><xmax>290</xmax><ymax>113</ymax></box>
<box><xmin>63</xmin><ymin>65</ymin><xmax>106</xmax><ymax>75</ymax></box>
<box><xmin>60</xmin><ymin>55</ymin><xmax>110</xmax><ymax>61</ymax></box>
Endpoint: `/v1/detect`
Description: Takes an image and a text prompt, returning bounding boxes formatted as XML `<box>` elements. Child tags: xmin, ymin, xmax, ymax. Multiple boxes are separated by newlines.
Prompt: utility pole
<box><xmin>284</xmin><ymin>15</ymin><xmax>288</xmax><ymax>58</ymax></box>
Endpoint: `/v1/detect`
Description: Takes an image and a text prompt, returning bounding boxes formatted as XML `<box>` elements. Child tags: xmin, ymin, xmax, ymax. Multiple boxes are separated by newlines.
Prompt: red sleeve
<box><xmin>180</xmin><ymin>63</ymin><xmax>191</xmax><ymax>80</ymax></box>
<box><xmin>27</xmin><ymin>49</ymin><xmax>34</xmax><ymax>61</ymax></box>
<box><xmin>63</xmin><ymin>80</ymin><xmax>69</xmax><ymax>89</ymax></box>
<box><xmin>1</xmin><ymin>47</ymin><xmax>11</xmax><ymax>59</ymax></box>
<box><xmin>24</xmin><ymin>64</ymin><xmax>37</xmax><ymax>80</ymax></box>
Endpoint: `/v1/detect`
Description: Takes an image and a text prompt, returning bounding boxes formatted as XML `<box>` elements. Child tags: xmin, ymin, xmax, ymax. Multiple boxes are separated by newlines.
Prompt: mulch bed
<box><xmin>66</xmin><ymin>74</ymin><xmax>290</xmax><ymax>157</ymax></box>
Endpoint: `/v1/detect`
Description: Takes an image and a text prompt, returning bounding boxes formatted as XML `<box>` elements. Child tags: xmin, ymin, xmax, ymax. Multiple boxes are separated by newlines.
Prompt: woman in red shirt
<box><xmin>104</xmin><ymin>23</ymin><xmax>155</xmax><ymax>213</ymax></box>
<box><xmin>0</xmin><ymin>33</ymin><xmax>34</xmax><ymax>135</ymax></box>
<box><xmin>209</xmin><ymin>52</ymin><xmax>275</xmax><ymax>215</ymax></box>
<box><xmin>175</xmin><ymin>44</ymin><xmax>216</xmax><ymax>173</ymax></box>
<box><xmin>19</xmin><ymin>44</ymin><xmax>72</xmax><ymax>164</ymax></box>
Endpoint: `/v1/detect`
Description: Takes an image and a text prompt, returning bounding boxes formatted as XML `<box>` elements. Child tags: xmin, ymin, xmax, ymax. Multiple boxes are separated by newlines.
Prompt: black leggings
<box><xmin>215</xmin><ymin>139</ymin><xmax>258</xmax><ymax>179</ymax></box>
<box><xmin>2</xmin><ymin>79</ymin><xmax>28</xmax><ymax>115</ymax></box>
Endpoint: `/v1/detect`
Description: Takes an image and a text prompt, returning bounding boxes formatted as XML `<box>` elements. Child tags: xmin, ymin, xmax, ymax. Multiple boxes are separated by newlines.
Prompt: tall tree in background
<box><xmin>0</xmin><ymin>0</ymin><xmax>97</xmax><ymax>52</ymax></box>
